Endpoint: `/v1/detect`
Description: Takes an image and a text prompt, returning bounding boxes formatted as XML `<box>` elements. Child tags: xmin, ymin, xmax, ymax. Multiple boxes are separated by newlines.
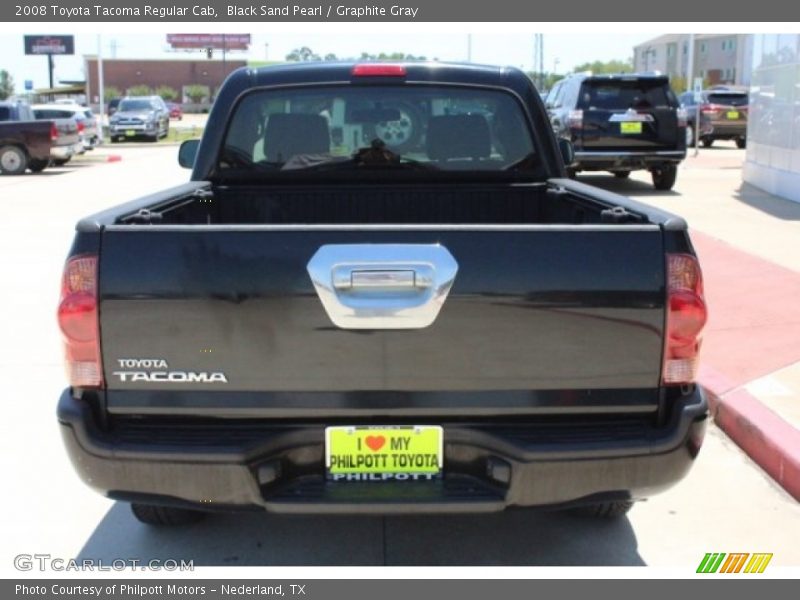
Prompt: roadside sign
<box><xmin>693</xmin><ymin>77</ymin><xmax>703</xmax><ymax>101</ymax></box>
<box><xmin>23</xmin><ymin>34</ymin><xmax>75</xmax><ymax>55</ymax></box>
<box><xmin>24</xmin><ymin>80</ymin><xmax>33</xmax><ymax>91</ymax></box>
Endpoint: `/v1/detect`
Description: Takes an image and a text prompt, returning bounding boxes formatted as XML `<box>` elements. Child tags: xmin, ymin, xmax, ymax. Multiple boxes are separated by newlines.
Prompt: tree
<box><xmin>103</xmin><ymin>86</ymin><xmax>121</xmax><ymax>102</ymax></box>
<box><xmin>184</xmin><ymin>84</ymin><xmax>210</xmax><ymax>104</ymax></box>
<box><xmin>0</xmin><ymin>70</ymin><xmax>14</xmax><ymax>100</ymax></box>
<box><xmin>286</xmin><ymin>47</ymin><xmax>320</xmax><ymax>62</ymax></box>
<box><xmin>571</xmin><ymin>59</ymin><xmax>633</xmax><ymax>75</ymax></box>
<box><xmin>358</xmin><ymin>52</ymin><xmax>426</xmax><ymax>61</ymax></box>
<box><xmin>126</xmin><ymin>84</ymin><xmax>152</xmax><ymax>96</ymax></box>
<box><xmin>154</xmin><ymin>85</ymin><xmax>178</xmax><ymax>101</ymax></box>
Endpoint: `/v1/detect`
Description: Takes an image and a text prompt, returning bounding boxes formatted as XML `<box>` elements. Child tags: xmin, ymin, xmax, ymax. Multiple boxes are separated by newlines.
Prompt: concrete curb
<box><xmin>701</xmin><ymin>367</ymin><xmax>800</xmax><ymax>501</ymax></box>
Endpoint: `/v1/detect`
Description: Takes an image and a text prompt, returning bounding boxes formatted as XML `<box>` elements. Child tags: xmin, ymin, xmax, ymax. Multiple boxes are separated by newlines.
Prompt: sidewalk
<box><xmin>693</xmin><ymin>231</ymin><xmax>800</xmax><ymax>500</ymax></box>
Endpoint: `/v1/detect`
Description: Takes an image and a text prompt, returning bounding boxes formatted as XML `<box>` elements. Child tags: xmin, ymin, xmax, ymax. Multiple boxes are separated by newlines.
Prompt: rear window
<box><xmin>707</xmin><ymin>93</ymin><xmax>748</xmax><ymax>106</ymax></box>
<box><xmin>578</xmin><ymin>79</ymin><xmax>676</xmax><ymax>110</ymax></box>
<box><xmin>217</xmin><ymin>85</ymin><xmax>538</xmax><ymax>175</ymax></box>
<box><xmin>0</xmin><ymin>107</ymin><xmax>10</xmax><ymax>121</ymax></box>
<box><xmin>33</xmin><ymin>109</ymin><xmax>72</xmax><ymax>119</ymax></box>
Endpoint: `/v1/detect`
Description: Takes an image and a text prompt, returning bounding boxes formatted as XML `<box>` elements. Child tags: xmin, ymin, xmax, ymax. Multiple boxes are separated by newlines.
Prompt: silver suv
<box><xmin>109</xmin><ymin>96</ymin><xmax>170</xmax><ymax>142</ymax></box>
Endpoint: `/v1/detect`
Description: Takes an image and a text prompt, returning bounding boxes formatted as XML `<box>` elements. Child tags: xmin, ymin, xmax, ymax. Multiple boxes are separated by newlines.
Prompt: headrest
<box><xmin>264</xmin><ymin>114</ymin><xmax>330</xmax><ymax>162</ymax></box>
<box><xmin>426</xmin><ymin>114</ymin><xmax>491</xmax><ymax>161</ymax></box>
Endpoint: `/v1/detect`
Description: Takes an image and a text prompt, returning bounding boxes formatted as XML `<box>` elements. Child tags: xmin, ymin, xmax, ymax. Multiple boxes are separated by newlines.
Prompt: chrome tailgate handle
<box><xmin>307</xmin><ymin>244</ymin><xmax>458</xmax><ymax>329</ymax></box>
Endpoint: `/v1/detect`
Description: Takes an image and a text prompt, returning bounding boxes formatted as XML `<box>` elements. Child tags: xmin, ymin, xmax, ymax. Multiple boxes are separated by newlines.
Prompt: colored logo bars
<box><xmin>697</xmin><ymin>552</ymin><xmax>773</xmax><ymax>573</ymax></box>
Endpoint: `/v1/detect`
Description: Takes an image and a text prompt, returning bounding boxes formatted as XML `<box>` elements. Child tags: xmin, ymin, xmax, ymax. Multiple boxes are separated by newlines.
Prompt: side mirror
<box><xmin>558</xmin><ymin>138</ymin><xmax>574</xmax><ymax>166</ymax></box>
<box><xmin>178</xmin><ymin>139</ymin><xmax>200</xmax><ymax>169</ymax></box>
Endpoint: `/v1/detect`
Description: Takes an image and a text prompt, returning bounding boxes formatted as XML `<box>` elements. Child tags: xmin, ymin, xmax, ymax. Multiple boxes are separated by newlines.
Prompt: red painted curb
<box><xmin>106</xmin><ymin>155</ymin><xmax>122</xmax><ymax>163</ymax></box>
<box><xmin>701</xmin><ymin>373</ymin><xmax>800</xmax><ymax>501</ymax></box>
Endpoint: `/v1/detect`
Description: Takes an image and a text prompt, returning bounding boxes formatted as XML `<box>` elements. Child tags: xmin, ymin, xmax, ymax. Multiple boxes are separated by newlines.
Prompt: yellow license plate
<box><xmin>125</xmin><ymin>130</ymin><xmax>136</xmax><ymax>137</ymax></box>
<box><xmin>325</xmin><ymin>425</ymin><xmax>442</xmax><ymax>476</ymax></box>
<box><xmin>620</xmin><ymin>122</ymin><xmax>642</xmax><ymax>134</ymax></box>
<box><xmin>727</xmin><ymin>111</ymin><xmax>740</xmax><ymax>120</ymax></box>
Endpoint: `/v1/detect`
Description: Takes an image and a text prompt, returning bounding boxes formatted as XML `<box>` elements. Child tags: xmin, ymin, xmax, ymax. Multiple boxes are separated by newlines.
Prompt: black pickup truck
<box><xmin>57</xmin><ymin>62</ymin><xmax>708</xmax><ymax>527</ymax></box>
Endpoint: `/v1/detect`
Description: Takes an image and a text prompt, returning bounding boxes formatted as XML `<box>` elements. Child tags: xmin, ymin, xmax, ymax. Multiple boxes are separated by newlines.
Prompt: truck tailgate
<box><xmin>99</xmin><ymin>225</ymin><xmax>666</xmax><ymax>415</ymax></box>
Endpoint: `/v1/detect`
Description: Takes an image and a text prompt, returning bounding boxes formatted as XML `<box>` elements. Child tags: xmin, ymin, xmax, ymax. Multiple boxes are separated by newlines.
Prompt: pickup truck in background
<box><xmin>57</xmin><ymin>63</ymin><xmax>708</xmax><ymax>527</ymax></box>
<box><xmin>0</xmin><ymin>100</ymin><xmax>81</xmax><ymax>173</ymax></box>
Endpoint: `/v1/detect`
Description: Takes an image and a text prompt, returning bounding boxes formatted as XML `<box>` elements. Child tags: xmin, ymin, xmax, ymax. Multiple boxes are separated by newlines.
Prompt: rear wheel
<box><xmin>651</xmin><ymin>164</ymin><xmax>678</xmax><ymax>190</ymax></box>
<box><xmin>701</xmin><ymin>137</ymin><xmax>714</xmax><ymax>148</ymax></box>
<box><xmin>736</xmin><ymin>137</ymin><xmax>747</xmax><ymax>149</ymax></box>
<box><xmin>572</xmin><ymin>500</ymin><xmax>634</xmax><ymax>518</ymax></box>
<box><xmin>131</xmin><ymin>503</ymin><xmax>206</xmax><ymax>526</ymax></box>
<box><xmin>0</xmin><ymin>145</ymin><xmax>28</xmax><ymax>175</ymax></box>
<box><xmin>613</xmin><ymin>171</ymin><xmax>631</xmax><ymax>179</ymax></box>
<box><xmin>686</xmin><ymin>124</ymin><xmax>696</xmax><ymax>148</ymax></box>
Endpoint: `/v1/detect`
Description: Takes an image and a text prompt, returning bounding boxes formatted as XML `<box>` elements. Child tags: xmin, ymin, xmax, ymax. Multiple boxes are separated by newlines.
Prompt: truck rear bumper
<box><xmin>573</xmin><ymin>150</ymin><xmax>686</xmax><ymax>171</ymax></box>
<box><xmin>57</xmin><ymin>387</ymin><xmax>707</xmax><ymax>514</ymax></box>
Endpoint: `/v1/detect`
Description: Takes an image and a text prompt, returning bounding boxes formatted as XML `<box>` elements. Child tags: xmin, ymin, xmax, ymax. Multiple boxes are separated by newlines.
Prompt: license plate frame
<box><xmin>620</xmin><ymin>121</ymin><xmax>643</xmax><ymax>134</ymax></box>
<box><xmin>325</xmin><ymin>425</ymin><xmax>443</xmax><ymax>477</ymax></box>
<box><xmin>727</xmin><ymin>110</ymin><xmax>740</xmax><ymax>120</ymax></box>
<box><xmin>125</xmin><ymin>130</ymin><xmax>136</xmax><ymax>137</ymax></box>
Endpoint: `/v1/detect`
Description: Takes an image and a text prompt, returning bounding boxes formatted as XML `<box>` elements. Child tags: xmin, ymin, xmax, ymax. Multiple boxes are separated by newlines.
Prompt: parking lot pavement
<box><xmin>579</xmin><ymin>143</ymin><xmax>800</xmax><ymax>501</ymax></box>
<box><xmin>1</xmin><ymin>143</ymin><xmax>799</xmax><ymax>571</ymax></box>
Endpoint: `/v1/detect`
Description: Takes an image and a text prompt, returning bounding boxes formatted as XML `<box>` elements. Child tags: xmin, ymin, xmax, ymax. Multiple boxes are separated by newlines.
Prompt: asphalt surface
<box><xmin>1</xmin><ymin>144</ymin><xmax>798</xmax><ymax>571</ymax></box>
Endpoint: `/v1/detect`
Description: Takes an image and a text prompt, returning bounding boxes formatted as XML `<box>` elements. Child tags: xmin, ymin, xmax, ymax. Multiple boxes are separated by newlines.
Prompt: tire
<box><xmin>686</xmin><ymin>124</ymin><xmax>696</xmax><ymax>148</ymax></box>
<box><xmin>573</xmin><ymin>500</ymin><xmax>634</xmax><ymax>518</ymax></box>
<box><xmin>0</xmin><ymin>145</ymin><xmax>28</xmax><ymax>175</ymax></box>
<box><xmin>736</xmin><ymin>138</ymin><xmax>746</xmax><ymax>149</ymax></box>
<box><xmin>53</xmin><ymin>158</ymin><xmax>71</xmax><ymax>166</ymax></box>
<box><xmin>131</xmin><ymin>503</ymin><xmax>206</xmax><ymax>526</ymax></box>
<box><xmin>651</xmin><ymin>164</ymin><xmax>678</xmax><ymax>190</ymax></box>
<box><xmin>28</xmin><ymin>159</ymin><xmax>48</xmax><ymax>173</ymax></box>
<box><xmin>701</xmin><ymin>137</ymin><xmax>713</xmax><ymax>148</ymax></box>
<box><xmin>372</xmin><ymin>101</ymin><xmax>423</xmax><ymax>153</ymax></box>
<box><xmin>613</xmin><ymin>171</ymin><xmax>631</xmax><ymax>179</ymax></box>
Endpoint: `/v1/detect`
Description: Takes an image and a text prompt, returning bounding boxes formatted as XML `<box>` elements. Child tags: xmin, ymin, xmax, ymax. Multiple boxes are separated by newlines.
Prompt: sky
<box><xmin>0</xmin><ymin>32</ymin><xmax>652</xmax><ymax>91</ymax></box>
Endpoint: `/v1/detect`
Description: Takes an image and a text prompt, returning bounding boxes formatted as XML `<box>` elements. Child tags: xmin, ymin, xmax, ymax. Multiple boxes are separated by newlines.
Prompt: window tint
<box><xmin>0</xmin><ymin>107</ymin><xmax>10</xmax><ymax>121</ymax></box>
<box><xmin>219</xmin><ymin>85</ymin><xmax>538</xmax><ymax>173</ymax></box>
<box><xmin>119</xmin><ymin>99</ymin><xmax>154</xmax><ymax>111</ymax></box>
<box><xmin>707</xmin><ymin>93</ymin><xmax>748</xmax><ymax>106</ymax></box>
<box><xmin>578</xmin><ymin>80</ymin><xmax>674</xmax><ymax>110</ymax></box>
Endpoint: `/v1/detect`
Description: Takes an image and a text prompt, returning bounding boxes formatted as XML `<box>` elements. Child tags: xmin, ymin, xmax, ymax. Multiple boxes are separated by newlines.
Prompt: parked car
<box><xmin>108</xmin><ymin>96</ymin><xmax>170</xmax><ymax>142</ymax></box>
<box><xmin>546</xmin><ymin>72</ymin><xmax>687</xmax><ymax>190</ymax></box>
<box><xmin>0</xmin><ymin>100</ymin><xmax>81</xmax><ymax>173</ymax></box>
<box><xmin>167</xmin><ymin>102</ymin><xmax>183</xmax><ymax>120</ymax></box>
<box><xmin>33</xmin><ymin>103</ymin><xmax>102</xmax><ymax>151</ymax></box>
<box><xmin>679</xmin><ymin>89</ymin><xmax>749</xmax><ymax>148</ymax></box>
<box><xmin>57</xmin><ymin>62</ymin><xmax>708</xmax><ymax>526</ymax></box>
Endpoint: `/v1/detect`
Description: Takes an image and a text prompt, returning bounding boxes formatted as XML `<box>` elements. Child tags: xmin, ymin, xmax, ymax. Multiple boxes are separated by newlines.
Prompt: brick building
<box><xmin>83</xmin><ymin>57</ymin><xmax>248</xmax><ymax>107</ymax></box>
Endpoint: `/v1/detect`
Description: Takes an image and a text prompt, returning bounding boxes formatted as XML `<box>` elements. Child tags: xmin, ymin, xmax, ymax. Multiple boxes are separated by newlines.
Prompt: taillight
<box><xmin>77</xmin><ymin>121</ymin><xmax>85</xmax><ymax>134</ymax></box>
<box><xmin>58</xmin><ymin>255</ymin><xmax>103</xmax><ymax>388</ymax></box>
<box><xmin>567</xmin><ymin>109</ymin><xmax>584</xmax><ymax>130</ymax></box>
<box><xmin>663</xmin><ymin>254</ymin><xmax>707</xmax><ymax>385</ymax></box>
<box><xmin>351</xmin><ymin>64</ymin><xmax>407</xmax><ymax>77</ymax></box>
<box><xmin>677</xmin><ymin>107</ymin><xmax>688</xmax><ymax>128</ymax></box>
<box><xmin>50</xmin><ymin>123</ymin><xmax>58</xmax><ymax>142</ymax></box>
<box><xmin>700</xmin><ymin>103</ymin><xmax>721</xmax><ymax>116</ymax></box>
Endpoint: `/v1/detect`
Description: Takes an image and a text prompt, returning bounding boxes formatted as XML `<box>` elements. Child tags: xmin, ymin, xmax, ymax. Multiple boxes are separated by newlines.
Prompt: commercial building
<box><xmin>83</xmin><ymin>57</ymin><xmax>247</xmax><ymax>107</ymax></box>
<box><xmin>743</xmin><ymin>34</ymin><xmax>800</xmax><ymax>204</ymax></box>
<box><xmin>633</xmin><ymin>34</ymin><xmax>751</xmax><ymax>87</ymax></box>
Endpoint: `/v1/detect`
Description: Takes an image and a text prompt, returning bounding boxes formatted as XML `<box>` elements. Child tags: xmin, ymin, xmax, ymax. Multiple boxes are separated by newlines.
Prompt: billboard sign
<box><xmin>24</xmin><ymin>35</ymin><xmax>75</xmax><ymax>55</ymax></box>
<box><xmin>167</xmin><ymin>34</ymin><xmax>251</xmax><ymax>50</ymax></box>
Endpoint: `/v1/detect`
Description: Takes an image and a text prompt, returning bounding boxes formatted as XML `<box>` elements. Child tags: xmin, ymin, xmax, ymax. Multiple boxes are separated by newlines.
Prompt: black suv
<box><xmin>679</xmin><ymin>89</ymin><xmax>748</xmax><ymax>148</ymax></box>
<box><xmin>546</xmin><ymin>73</ymin><xmax>687</xmax><ymax>190</ymax></box>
